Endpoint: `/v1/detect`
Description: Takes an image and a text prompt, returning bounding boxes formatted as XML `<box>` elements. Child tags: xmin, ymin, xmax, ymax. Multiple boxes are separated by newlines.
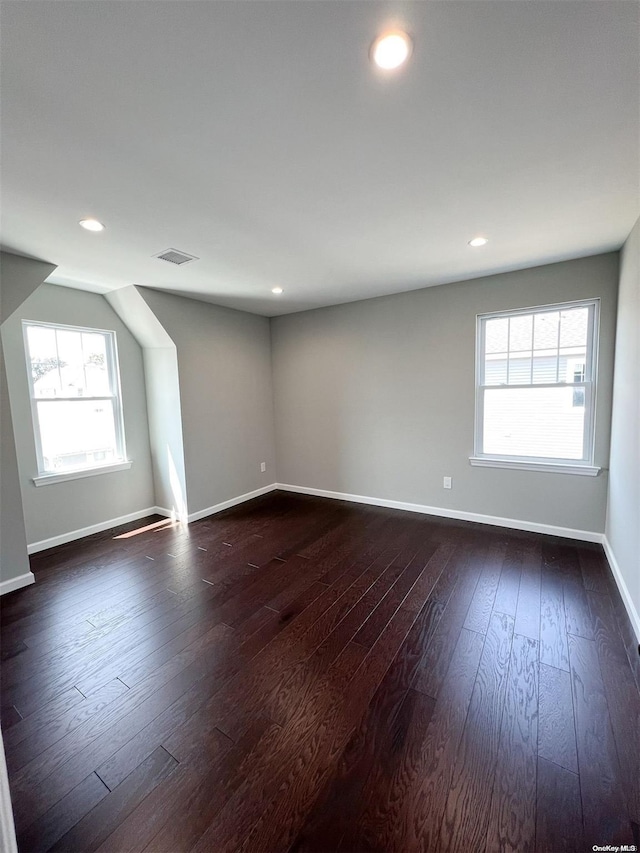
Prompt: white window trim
<box><xmin>33</xmin><ymin>460</ymin><xmax>133</xmax><ymax>487</ymax></box>
<box><xmin>471</xmin><ymin>298</ymin><xmax>601</xmax><ymax>475</ymax></box>
<box><xmin>469</xmin><ymin>457</ymin><xmax>600</xmax><ymax>476</ymax></box>
<box><xmin>22</xmin><ymin>320</ymin><xmax>130</xmax><ymax>481</ymax></box>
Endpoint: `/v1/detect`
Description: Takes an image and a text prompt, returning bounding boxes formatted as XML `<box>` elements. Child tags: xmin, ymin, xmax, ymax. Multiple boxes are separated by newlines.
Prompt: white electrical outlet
<box><xmin>260</xmin><ymin>462</ymin><xmax>266</xmax><ymax>473</ymax></box>
<box><xmin>443</xmin><ymin>476</ymin><xmax>452</xmax><ymax>489</ymax></box>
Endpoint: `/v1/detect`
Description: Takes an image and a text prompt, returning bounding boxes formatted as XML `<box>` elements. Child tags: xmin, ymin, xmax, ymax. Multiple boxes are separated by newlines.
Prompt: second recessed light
<box><xmin>371</xmin><ymin>31</ymin><xmax>412</xmax><ymax>70</ymax></box>
<box><xmin>272</xmin><ymin>287</ymin><xmax>283</xmax><ymax>295</ymax></box>
<box><xmin>79</xmin><ymin>218</ymin><xmax>105</xmax><ymax>232</ymax></box>
<box><xmin>468</xmin><ymin>237</ymin><xmax>488</xmax><ymax>247</ymax></box>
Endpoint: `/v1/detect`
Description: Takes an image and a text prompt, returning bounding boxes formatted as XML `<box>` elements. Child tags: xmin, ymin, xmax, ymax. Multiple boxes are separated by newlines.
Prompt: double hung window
<box><xmin>23</xmin><ymin>321</ymin><xmax>128</xmax><ymax>482</ymax></box>
<box><xmin>472</xmin><ymin>299</ymin><xmax>600</xmax><ymax>474</ymax></box>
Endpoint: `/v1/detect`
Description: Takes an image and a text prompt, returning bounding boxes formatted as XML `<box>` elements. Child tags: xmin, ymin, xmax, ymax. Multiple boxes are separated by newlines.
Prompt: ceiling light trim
<box><xmin>371</xmin><ymin>30</ymin><xmax>413</xmax><ymax>71</ymax></box>
<box><xmin>78</xmin><ymin>218</ymin><xmax>105</xmax><ymax>232</ymax></box>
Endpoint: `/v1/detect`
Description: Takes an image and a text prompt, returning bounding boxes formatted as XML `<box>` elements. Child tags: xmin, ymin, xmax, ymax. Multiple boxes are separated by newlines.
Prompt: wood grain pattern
<box><xmin>50</xmin><ymin>746</ymin><xmax>178</xmax><ymax>852</ymax></box>
<box><xmin>16</xmin><ymin>771</ymin><xmax>109</xmax><ymax>853</ymax></box>
<box><xmin>578</xmin><ymin>545</ymin><xmax>611</xmax><ymax>594</ymax></box>
<box><xmin>411</xmin><ymin>544</ymin><xmax>482</xmax><ymax>698</ymax></box>
<box><xmin>438</xmin><ymin>611</ymin><xmax>515</xmax><ymax>853</ymax></box>
<box><xmin>539</xmin><ymin>569</ymin><xmax>569</xmax><ymax>671</ymax></box>
<box><xmin>536</xmin><ymin>757</ymin><xmax>583</xmax><ymax>853</ymax></box>
<box><xmin>538</xmin><ymin>662</ymin><xmax>578</xmax><ymax>773</ymax></box>
<box><xmin>493</xmin><ymin>541</ymin><xmax>523</xmax><ymax>618</ymax></box>
<box><xmin>563</xmin><ymin>580</ymin><xmax>594</xmax><ymax>640</ymax></box>
<box><xmin>485</xmin><ymin>633</ymin><xmax>538</xmax><ymax>853</ymax></box>
<box><xmin>463</xmin><ymin>541</ymin><xmax>506</xmax><ymax>634</ymax></box>
<box><xmin>588</xmin><ymin>591</ymin><xmax>640</xmax><ymax>823</ymax></box>
<box><xmin>2</xmin><ymin>492</ymin><xmax>637</xmax><ymax>852</ymax></box>
<box><xmin>514</xmin><ymin>543</ymin><xmax>542</xmax><ymax>642</ymax></box>
<box><xmin>568</xmin><ymin>632</ymin><xmax>635</xmax><ymax>845</ymax></box>
<box><xmin>395</xmin><ymin>627</ymin><xmax>485</xmax><ymax>852</ymax></box>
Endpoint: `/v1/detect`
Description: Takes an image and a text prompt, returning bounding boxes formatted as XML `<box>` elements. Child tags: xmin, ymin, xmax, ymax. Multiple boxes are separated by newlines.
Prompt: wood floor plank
<box><xmin>212</xmin><ymin>554</ymin><xmax>396</xmax><ymax>739</ymax></box>
<box><xmin>352</xmin><ymin>548</ymin><xmax>435</xmax><ymax>648</ymax></box>
<box><xmin>535</xmin><ymin>757</ymin><xmax>584</xmax><ymax>853</ymax></box>
<box><xmin>539</xmin><ymin>568</ymin><xmax>569</xmax><ymax>671</ymax></box>
<box><xmin>4</xmin><ymin>492</ymin><xmax>638</xmax><ymax>853</ymax></box>
<box><xmin>50</xmin><ymin>746</ymin><xmax>179</xmax><ymax>852</ymax></box>
<box><xmin>485</xmin><ymin>634</ymin><xmax>539</xmax><ymax>853</ymax></box>
<box><xmin>538</xmin><ymin>662</ymin><xmax>578</xmax><ymax>773</ymax></box>
<box><xmin>438</xmin><ymin>611</ymin><xmax>515</xmax><ymax>853</ymax></box>
<box><xmin>563</xmin><ymin>579</ymin><xmax>594</xmax><ymax>640</ymax></box>
<box><xmin>10</xmin><ymin>623</ymin><xmax>236</xmax><ymax>832</ymax></box>
<box><xmin>16</xmin><ymin>771</ymin><xmax>109</xmax><ymax>853</ymax></box>
<box><xmin>0</xmin><ymin>704</ymin><xmax>22</xmax><ymax>731</ymax></box>
<box><xmin>588</xmin><ymin>591</ymin><xmax>640</xmax><ymax>824</ymax></box>
<box><xmin>4</xmin><ymin>687</ymin><xmax>86</xmax><ymax>750</ymax></box>
<box><xmin>193</xmin><ymin>605</ymin><xmax>418</xmax><ymax>853</ymax></box>
<box><xmin>95</xmin><ymin>718</ymin><xmax>274</xmax><ymax>853</ymax></box>
<box><xmin>493</xmin><ymin>541</ymin><xmax>523</xmax><ymax>618</ymax></box>
<box><xmin>380</xmin><ymin>627</ymin><xmax>484</xmax><ymax>852</ymax></box>
<box><xmin>578</xmin><ymin>545</ymin><xmax>611</xmax><ymax>595</ymax></box>
<box><xmin>412</xmin><ymin>544</ymin><xmax>482</xmax><ymax>698</ymax></box>
<box><xmin>6</xmin><ymin>678</ymin><xmax>128</xmax><ymax>774</ymax></box>
<box><xmin>292</xmin><ymin>578</ymin><xmax>449</xmax><ymax>853</ymax></box>
<box><xmin>463</xmin><ymin>541</ymin><xmax>506</xmax><ymax>634</ymax></box>
<box><xmin>514</xmin><ymin>543</ymin><xmax>542</xmax><ymax>642</ymax></box>
<box><xmin>143</xmin><ymin>720</ymin><xmax>282</xmax><ymax>853</ymax></box>
<box><xmin>339</xmin><ymin>688</ymin><xmax>437</xmax><ymax>852</ymax></box>
<box><xmin>568</xmin><ymin>632</ymin><xmax>634</xmax><ymax>845</ymax></box>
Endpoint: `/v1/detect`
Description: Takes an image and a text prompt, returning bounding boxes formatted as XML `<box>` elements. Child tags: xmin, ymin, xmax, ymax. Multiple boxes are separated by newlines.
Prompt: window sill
<box><xmin>468</xmin><ymin>457</ymin><xmax>601</xmax><ymax>476</ymax></box>
<box><xmin>33</xmin><ymin>461</ymin><xmax>132</xmax><ymax>487</ymax></box>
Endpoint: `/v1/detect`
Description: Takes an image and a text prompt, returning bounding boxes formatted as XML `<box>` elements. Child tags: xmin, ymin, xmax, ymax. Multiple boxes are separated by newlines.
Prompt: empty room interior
<box><xmin>0</xmin><ymin>2</ymin><xmax>639</xmax><ymax>852</ymax></box>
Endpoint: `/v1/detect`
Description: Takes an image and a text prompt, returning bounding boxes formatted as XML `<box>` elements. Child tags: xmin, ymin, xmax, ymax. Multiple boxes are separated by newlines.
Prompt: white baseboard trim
<box><xmin>275</xmin><ymin>483</ymin><xmax>603</xmax><ymax>543</ymax></box>
<box><xmin>602</xmin><ymin>536</ymin><xmax>640</xmax><ymax>643</ymax></box>
<box><xmin>0</xmin><ymin>571</ymin><xmax>35</xmax><ymax>596</ymax></box>
<box><xmin>153</xmin><ymin>507</ymin><xmax>177</xmax><ymax>520</ymax></box>
<box><xmin>187</xmin><ymin>484</ymin><xmax>278</xmax><ymax>523</ymax></box>
<box><xmin>25</xmin><ymin>486</ymin><xmax>277</xmax><ymax>556</ymax></box>
<box><xmin>276</xmin><ymin>483</ymin><xmax>640</xmax><ymax>643</ymax></box>
<box><xmin>27</xmin><ymin>506</ymin><xmax>171</xmax><ymax>554</ymax></box>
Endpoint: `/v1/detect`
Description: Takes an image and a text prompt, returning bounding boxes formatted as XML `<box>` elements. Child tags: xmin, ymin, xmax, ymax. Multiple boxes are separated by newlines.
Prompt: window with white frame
<box><xmin>23</xmin><ymin>321</ymin><xmax>127</xmax><ymax>477</ymax></box>
<box><xmin>472</xmin><ymin>299</ymin><xmax>600</xmax><ymax>473</ymax></box>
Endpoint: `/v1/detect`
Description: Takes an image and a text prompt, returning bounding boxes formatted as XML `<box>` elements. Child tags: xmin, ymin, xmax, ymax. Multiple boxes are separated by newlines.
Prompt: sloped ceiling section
<box><xmin>0</xmin><ymin>252</ymin><xmax>57</xmax><ymax>325</ymax></box>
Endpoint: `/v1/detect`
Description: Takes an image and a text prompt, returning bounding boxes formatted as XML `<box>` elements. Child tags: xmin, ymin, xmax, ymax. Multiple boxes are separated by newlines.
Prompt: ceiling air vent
<box><xmin>154</xmin><ymin>248</ymin><xmax>199</xmax><ymax>266</ymax></box>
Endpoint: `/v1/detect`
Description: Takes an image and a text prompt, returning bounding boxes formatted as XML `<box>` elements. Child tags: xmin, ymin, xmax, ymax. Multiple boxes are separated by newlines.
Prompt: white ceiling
<box><xmin>1</xmin><ymin>1</ymin><xmax>638</xmax><ymax>317</ymax></box>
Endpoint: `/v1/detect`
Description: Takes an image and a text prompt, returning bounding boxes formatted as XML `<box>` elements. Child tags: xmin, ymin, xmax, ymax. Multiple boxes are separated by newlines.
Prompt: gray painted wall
<box><xmin>106</xmin><ymin>286</ymin><xmax>188</xmax><ymax>521</ymax></box>
<box><xmin>1</xmin><ymin>284</ymin><xmax>155</xmax><ymax>546</ymax></box>
<box><xmin>138</xmin><ymin>289</ymin><xmax>276</xmax><ymax>515</ymax></box>
<box><xmin>272</xmin><ymin>253</ymin><xmax>618</xmax><ymax>533</ymax></box>
<box><xmin>606</xmin><ymin>219</ymin><xmax>640</xmax><ymax>627</ymax></box>
<box><xmin>143</xmin><ymin>347</ymin><xmax>188</xmax><ymax>518</ymax></box>
<box><xmin>0</xmin><ymin>251</ymin><xmax>56</xmax><ymax>586</ymax></box>
<box><xmin>1</xmin><ymin>356</ymin><xmax>30</xmax><ymax>584</ymax></box>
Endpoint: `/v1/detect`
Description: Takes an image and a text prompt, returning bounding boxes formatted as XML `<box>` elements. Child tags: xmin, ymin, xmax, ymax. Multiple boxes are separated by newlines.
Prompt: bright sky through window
<box><xmin>23</xmin><ymin>322</ymin><xmax>126</xmax><ymax>475</ymax></box>
<box><xmin>475</xmin><ymin>301</ymin><xmax>599</xmax><ymax>467</ymax></box>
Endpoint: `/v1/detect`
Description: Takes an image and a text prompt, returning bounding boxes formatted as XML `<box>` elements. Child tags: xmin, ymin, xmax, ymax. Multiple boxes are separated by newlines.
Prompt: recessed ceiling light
<box><xmin>271</xmin><ymin>287</ymin><xmax>283</xmax><ymax>295</ymax></box>
<box><xmin>468</xmin><ymin>237</ymin><xmax>488</xmax><ymax>247</ymax></box>
<box><xmin>371</xmin><ymin>31</ymin><xmax>412</xmax><ymax>70</ymax></box>
<box><xmin>79</xmin><ymin>218</ymin><xmax>105</xmax><ymax>232</ymax></box>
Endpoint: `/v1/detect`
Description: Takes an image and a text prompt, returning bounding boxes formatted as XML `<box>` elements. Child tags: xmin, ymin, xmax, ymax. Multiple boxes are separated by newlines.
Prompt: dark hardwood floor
<box><xmin>2</xmin><ymin>491</ymin><xmax>639</xmax><ymax>852</ymax></box>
